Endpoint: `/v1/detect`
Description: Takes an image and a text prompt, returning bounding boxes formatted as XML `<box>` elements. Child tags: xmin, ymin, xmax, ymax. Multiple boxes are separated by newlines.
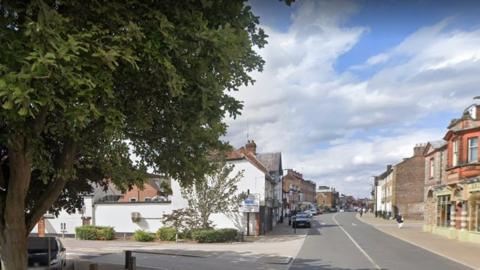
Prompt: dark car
<box><xmin>292</xmin><ymin>213</ymin><xmax>312</xmax><ymax>228</ymax></box>
<box><xmin>27</xmin><ymin>237</ymin><xmax>66</xmax><ymax>270</ymax></box>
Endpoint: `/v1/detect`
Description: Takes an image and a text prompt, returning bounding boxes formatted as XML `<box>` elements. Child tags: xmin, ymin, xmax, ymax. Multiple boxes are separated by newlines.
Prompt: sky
<box><xmin>224</xmin><ymin>0</ymin><xmax>480</xmax><ymax>198</ymax></box>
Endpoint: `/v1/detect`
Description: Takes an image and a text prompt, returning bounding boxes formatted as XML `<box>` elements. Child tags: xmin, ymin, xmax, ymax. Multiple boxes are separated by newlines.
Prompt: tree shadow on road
<box><xmin>291</xmin><ymin>257</ymin><xmax>387</xmax><ymax>270</ymax></box>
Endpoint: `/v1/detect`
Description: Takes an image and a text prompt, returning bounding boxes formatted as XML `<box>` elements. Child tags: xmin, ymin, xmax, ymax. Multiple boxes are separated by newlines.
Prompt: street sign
<box><xmin>240</xmin><ymin>194</ymin><xmax>260</xmax><ymax>212</ymax></box>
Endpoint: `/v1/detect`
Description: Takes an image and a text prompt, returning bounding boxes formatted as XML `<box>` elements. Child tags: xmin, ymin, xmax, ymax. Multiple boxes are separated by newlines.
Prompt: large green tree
<box><xmin>0</xmin><ymin>1</ymin><xmax>266</xmax><ymax>268</ymax></box>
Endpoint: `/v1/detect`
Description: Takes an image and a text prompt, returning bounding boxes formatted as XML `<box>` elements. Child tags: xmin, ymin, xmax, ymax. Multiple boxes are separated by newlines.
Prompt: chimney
<box><xmin>245</xmin><ymin>140</ymin><xmax>257</xmax><ymax>155</ymax></box>
<box><xmin>413</xmin><ymin>143</ymin><xmax>427</xmax><ymax>157</ymax></box>
<box><xmin>386</xmin><ymin>165</ymin><xmax>392</xmax><ymax>171</ymax></box>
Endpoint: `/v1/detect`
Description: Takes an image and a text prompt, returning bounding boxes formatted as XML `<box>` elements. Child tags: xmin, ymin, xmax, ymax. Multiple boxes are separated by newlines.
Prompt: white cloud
<box><xmin>225</xmin><ymin>0</ymin><xmax>480</xmax><ymax>197</ymax></box>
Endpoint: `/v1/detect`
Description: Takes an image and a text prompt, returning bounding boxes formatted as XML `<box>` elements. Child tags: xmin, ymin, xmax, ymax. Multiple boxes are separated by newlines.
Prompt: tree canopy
<box><xmin>0</xmin><ymin>0</ymin><xmax>266</xmax><ymax>268</ymax></box>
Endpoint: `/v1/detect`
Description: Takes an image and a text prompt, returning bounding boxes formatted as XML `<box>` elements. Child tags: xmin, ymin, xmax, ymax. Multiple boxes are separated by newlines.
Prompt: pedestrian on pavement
<box><xmin>359</xmin><ymin>208</ymin><xmax>363</xmax><ymax>217</ymax></box>
<box><xmin>396</xmin><ymin>213</ymin><xmax>404</xmax><ymax>229</ymax></box>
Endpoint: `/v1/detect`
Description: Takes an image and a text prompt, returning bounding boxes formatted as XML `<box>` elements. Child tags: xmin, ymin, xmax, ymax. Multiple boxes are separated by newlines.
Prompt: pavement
<box><xmin>290</xmin><ymin>212</ymin><xmax>473</xmax><ymax>270</ymax></box>
<box><xmin>358</xmin><ymin>212</ymin><xmax>480</xmax><ymax>269</ymax></box>
<box><xmin>64</xmin><ymin>220</ymin><xmax>307</xmax><ymax>270</ymax></box>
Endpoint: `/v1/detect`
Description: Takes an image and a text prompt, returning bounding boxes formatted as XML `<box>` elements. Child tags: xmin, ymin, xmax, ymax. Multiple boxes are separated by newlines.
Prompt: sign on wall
<box><xmin>240</xmin><ymin>194</ymin><xmax>260</xmax><ymax>213</ymax></box>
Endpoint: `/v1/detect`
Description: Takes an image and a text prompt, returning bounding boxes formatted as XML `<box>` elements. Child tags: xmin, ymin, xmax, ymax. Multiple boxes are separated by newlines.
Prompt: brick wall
<box><xmin>120</xmin><ymin>183</ymin><xmax>159</xmax><ymax>202</ymax></box>
<box><xmin>395</xmin><ymin>147</ymin><xmax>426</xmax><ymax>220</ymax></box>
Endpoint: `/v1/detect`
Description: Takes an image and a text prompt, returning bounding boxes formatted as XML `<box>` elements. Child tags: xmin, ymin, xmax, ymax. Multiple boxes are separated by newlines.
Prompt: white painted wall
<box><xmin>94</xmin><ymin>179</ymin><xmax>188</xmax><ymax>233</ymax></box>
<box><xmin>376</xmin><ymin>185</ymin><xmax>384</xmax><ymax>212</ymax></box>
<box><xmin>31</xmin><ymin>159</ymin><xmax>266</xmax><ymax>235</ymax></box>
<box><xmin>95</xmin><ymin>203</ymin><xmax>176</xmax><ymax>233</ymax></box>
<box><xmin>228</xmin><ymin>159</ymin><xmax>266</xmax><ymax>203</ymax></box>
<box><xmin>31</xmin><ymin>197</ymin><xmax>93</xmax><ymax>235</ymax></box>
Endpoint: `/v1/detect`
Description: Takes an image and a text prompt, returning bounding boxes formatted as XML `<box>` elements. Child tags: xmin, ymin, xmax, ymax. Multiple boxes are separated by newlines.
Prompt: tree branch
<box><xmin>25</xmin><ymin>138</ymin><xmax>77</xmax><ymax>233</ymax></box>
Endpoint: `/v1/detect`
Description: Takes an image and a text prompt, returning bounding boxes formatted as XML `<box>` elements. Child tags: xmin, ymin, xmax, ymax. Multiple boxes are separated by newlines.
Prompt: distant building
<box><xmin>316</xmin><ymin>186</ymin><xmax>338</xmax><ymax>209</ymax></box>
<box><xmin>374</xmin><ymin>144</ymin><xmax>426</xmax><ymax>220</ymax></box>
<box><xmin>282</xmin><ymin>169</ymin><xmax>316</xmax><ymax>213</ymax></box>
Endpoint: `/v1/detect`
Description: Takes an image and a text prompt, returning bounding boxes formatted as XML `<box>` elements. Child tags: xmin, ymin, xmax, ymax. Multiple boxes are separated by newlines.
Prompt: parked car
<box><xmin>27</xmin><ymin>236</ymin><xmax>66</xmax><ymax>270</ymax></box>
<box><xmin>329</xmin><ymin>207</ymin><xmax>338</xmax><ymax>213</ymax></box>
<box><xmin>308</xmin><ymin>208</ymin><xmax>318</xmax><ymax>216</ymax></box>
<box><xmin>292</xmin><ymin>213</ymin><xmax>312</xmax><ymax>228</ymax></box>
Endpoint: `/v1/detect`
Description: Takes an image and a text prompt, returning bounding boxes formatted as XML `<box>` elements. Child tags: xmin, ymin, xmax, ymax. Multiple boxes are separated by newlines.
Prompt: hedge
<box><xmin>191</xmin><ymin>228</ymin><xmax>238</xmax><ymax>243</ymax></box>
<box><xmin>156</xmin><ymin>227</ymin><xmax>176</xmax><ymax>241</ymax></box>
<box><xmin>134</xmin><ymin>230</ymin><xmax>155</xmax><ymax>242</ymax></box>
<box><xmin>75</xmin><ymin>225</ymin><xmax>115</xmax><ymax>240</ymax></box>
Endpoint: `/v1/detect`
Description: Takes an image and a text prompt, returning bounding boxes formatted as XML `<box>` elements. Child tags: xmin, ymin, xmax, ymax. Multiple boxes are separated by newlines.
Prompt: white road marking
<box><xmin>352</xmin><ymin>223</ymin><xmax>357</xmax><ymax>226</ymax></box>
<box><xmin>320</xmin><ymin>222</ymin><xmax>326</xmax><ymax>225</ymax></box>
<box><xmin>333</xmin><ymin>213</ymin><xmax>381</xmax><ymax>270</ymax></box>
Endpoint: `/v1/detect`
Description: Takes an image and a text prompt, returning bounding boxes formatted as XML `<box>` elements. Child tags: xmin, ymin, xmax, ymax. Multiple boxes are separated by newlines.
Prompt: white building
<box><xmin>32</xmin><ymin>141</ymin><xmax>281</xmax><ymax>237</ymax></box>
<box><xmin>374</xmin><ymin>165</ymin><xmax>394</xmax><ymax>216</ymax></box>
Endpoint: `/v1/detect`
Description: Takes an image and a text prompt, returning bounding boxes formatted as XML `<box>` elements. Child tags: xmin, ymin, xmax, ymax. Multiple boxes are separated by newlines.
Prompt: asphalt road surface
<box><xmin>290</xmin><ymin>212</ymin><xmax>473</xmax><ymax>270</ymax></box>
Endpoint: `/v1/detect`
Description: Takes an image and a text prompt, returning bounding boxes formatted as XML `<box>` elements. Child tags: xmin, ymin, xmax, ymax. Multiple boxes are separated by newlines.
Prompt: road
<box><xmin>290</xmin><ymin>212</ymin><xmax>473</xmax><ymax>270</ymax></box>
<box><xmin>69</xmin><ymin>212</ymin><xmax>474</xmax><ymax>269</ymax></box>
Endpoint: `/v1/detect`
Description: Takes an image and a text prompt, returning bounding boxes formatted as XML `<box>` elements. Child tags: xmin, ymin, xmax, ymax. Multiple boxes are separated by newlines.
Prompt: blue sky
<box><xmin>226</xmin><ymin>0</ymin><xmax>480</xmax><ymax>197</ymax></box>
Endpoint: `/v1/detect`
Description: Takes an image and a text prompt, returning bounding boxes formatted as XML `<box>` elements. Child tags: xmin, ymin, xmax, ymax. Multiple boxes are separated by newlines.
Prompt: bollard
<box><xmin>125</xmin><ymin>250</ymin><xmax>132</xmax><ymax>269</ymax></box>
<box><xmin>129</xmin><ymin>256</ymin><xmax>137</xmax><ymax>270</ymax></box>
<box><xmin>89</xmin><ymin>263</ymin><xmax>98</xmax><ymax>270</ymax></box>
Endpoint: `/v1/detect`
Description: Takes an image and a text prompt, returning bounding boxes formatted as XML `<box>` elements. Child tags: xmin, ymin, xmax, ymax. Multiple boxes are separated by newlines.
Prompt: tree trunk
<box><xmin>1</xmin><ymin>139</ymin><xmax>32</xmax><ymax>270</ymax></box>
<box><xmin>1</xmin><ymin>223</ymin><xmax>28</xmax><ymax>269</ymax></box>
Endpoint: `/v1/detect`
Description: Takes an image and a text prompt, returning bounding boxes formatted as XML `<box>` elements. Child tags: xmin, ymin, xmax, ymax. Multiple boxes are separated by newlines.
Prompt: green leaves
<box><xmin>0</xmin><ymin>0</ymin><xmax>266</xmax><ymax>231</ymax></box>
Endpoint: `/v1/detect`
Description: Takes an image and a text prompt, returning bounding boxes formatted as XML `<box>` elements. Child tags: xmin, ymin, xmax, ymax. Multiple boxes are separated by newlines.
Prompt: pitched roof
<box><xmin>423</xmin><ymin>140</ymin><xmax>447</xmax><ymax>156</ymax></box>
<box><xmin>226</xmin><ymin>148</ymin><xmax>274</xmax><ymax>181</ymax></box>
<box><xmin>256</xmin><ymin>152</ymin><xmax>282</xmax><ymax>173</ymax></box>
<box><xmin>429</xmin><ymin>140</ymin><xmax>447</xmax><ymax>149</ymax></box>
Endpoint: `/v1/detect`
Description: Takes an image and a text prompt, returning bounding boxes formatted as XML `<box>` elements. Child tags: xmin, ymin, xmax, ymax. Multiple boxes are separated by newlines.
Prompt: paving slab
<box><xmin>358</xmin><ymin>213</ymin><xmax>480</xmax><ymax>270</ymax></box>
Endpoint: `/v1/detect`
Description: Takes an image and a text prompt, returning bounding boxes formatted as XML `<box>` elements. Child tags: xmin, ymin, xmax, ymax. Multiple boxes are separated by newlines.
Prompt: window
<box><xmin>129</xmin><ymin>197</ymin><xmax>137</xmax><ymax>202</ymax></box>
<box><xmin>453</xmin><ymin>140</ymin><xmax>459</xmax><ymax>166</ymax></box>
<box><xmin>437</xmin><ymin>195</ymin><xmax>451</xmax><ymax>227</ymax></box>
<box><xmin>468</xmin><ymin>137</ymin><xmax>478</xmax><ymax>163</ymax></box>
<box><xmin>429</xmin><ymin>158</ymin><xmax>435</xmax><ymax>178</ymax></box>
<box><xmin>144</xmin><ymin>197</ymin><xmax>152</xmax><ymax>202</ymax></box>
<box><xmin>476</xmin><ymin>201</ymin><xmax>480</xmax><ymax>232</ymax></box>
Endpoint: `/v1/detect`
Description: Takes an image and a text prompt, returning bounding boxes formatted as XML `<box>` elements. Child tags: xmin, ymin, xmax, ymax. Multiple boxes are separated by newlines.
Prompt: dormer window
<box><xmin>468</xmin><ymin>137</ymin><xmax>478</xmax><ymax>163</ymax></box>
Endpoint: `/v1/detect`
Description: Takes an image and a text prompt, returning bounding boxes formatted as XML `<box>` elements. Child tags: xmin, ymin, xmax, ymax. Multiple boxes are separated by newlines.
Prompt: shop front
<box><xmin>429</xmin><ymin>180</ymin><xmax>480</xmax><ymax>244</ymax></box>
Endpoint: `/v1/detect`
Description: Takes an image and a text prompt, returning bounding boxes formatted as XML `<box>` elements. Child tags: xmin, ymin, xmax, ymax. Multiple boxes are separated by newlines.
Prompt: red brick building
<box><xmin>427</xmin><ymin>104</ymin><xmax>480</xmax><ymax>243</ymax></box>
<box><xmin>282</xmin><ymin>170</ymin><xmax>316</xmax><ymax>212</ymax></box>
<box><xmin>120</xmin><ymin>175</ymin><xmax>171</xmax><ymax>202</ymax></box>
<box><xmin>393</xmin><ymin>144</ymin><xmax>427</xmax><ymax>220</ymax></box>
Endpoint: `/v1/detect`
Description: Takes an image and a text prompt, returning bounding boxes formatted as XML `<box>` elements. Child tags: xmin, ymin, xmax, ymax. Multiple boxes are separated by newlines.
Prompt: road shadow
<box><xmin>291</xmin><ymin>258</ymin><xmax>388</xmax><ymax>270</ymax></box>
<box><xmin>83</xmin><ymin>248</ymin><xmax>295</xmax><ymax>270</ymax></box>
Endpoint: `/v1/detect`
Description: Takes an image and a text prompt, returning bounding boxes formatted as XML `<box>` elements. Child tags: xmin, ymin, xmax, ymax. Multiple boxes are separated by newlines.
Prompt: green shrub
<box><xmin>156</xmin><ymin>227</ymin><xmax>177</xmax><ymax>241</ymax></box>
<box><xmin>75</xmin><ymin>225</ymin><xmax>115</xmax><ymax>240</ymax></box>
<box><xmin>217</xmin><ymin>228</ymin><xmax>238</xmax><ymax>242</ymax></box>
<box><xmin>75</xmin><ymin>225</ymin><xmax>97</xmax><ymax>240</ymax></box>
<box><xmin>134</xmin><ymin>230</ymin><xmax>155</xmax><ymax>242</ymax></box>
<box><xmin>96</xmin><ymin>226</ymin><xmax>115</xmax><ymax>240</ymax></box>
<box><xmin>191</xmin><ymin>228</ymin><xmax>238</xmax><ymax>243</ymax></box>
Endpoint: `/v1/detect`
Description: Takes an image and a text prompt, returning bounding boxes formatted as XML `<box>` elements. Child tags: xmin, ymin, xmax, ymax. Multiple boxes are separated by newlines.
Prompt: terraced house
<box><xmin>426</xmin><ymin>104</ymin><xmax>480</xmax><ymax>243</ymax></box>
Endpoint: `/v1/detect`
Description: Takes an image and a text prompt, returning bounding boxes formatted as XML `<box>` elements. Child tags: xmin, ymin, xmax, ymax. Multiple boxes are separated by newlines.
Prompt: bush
<box><xmin>96</xmin><ymin>226</ymin><xmax>115</xmax><ymax>240</ymax></box>
<box><xmin>134</xmin><ymin>230</ymin><xmax>155</xmax><ymax>242</ymax></box>
<box><xmin>75</xmin><ymin>225</ymin><xmax>115</xmax><ymax>240</ymax></box>
<box><xmin>75</xmin><ymin>225</ymin><xmax>97</xmax><ymax>240</ymax></box>
<box><xmin>217</xmin><ymin>228</ymin><xmax>238</xmax><ymax>242</ymax></box>
<box><xmin>156</xmin><ymin>227</ymin><xmax>177</xmax><ymax>241</ymax></box>
<box><xmin>191</xmin><ymin>228</ymin><xmax>238</xmax><ymax>243</ymax></box>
